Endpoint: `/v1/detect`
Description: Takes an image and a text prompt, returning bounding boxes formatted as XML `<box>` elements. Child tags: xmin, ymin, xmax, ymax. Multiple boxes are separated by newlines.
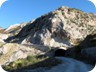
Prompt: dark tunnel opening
<box><xmin>54</xmin><ymin>49</ymin><xmax>66</xmax><ymax>57</ymax></box>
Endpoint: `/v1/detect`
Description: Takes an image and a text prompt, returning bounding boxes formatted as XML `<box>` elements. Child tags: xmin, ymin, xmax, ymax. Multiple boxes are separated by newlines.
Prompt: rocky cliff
<box><xmin>6</xmin><ymin>6</ymin><xmax>96</xmax><ymax>48</ymax></box>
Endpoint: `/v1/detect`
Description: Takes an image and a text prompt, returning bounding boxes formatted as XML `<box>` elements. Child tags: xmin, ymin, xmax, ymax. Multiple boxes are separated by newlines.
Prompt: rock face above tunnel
<box><xmin>6</xmin><ymin>6</ymin><xmax>96</xmax><ymax>48</ymax></box>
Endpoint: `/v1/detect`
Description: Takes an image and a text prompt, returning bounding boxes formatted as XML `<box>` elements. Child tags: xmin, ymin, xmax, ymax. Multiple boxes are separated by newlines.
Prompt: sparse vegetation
<box><xmin>3</xmin><ymin>55</ymin><xmax>61</xmax><ymax>71</ymax></box>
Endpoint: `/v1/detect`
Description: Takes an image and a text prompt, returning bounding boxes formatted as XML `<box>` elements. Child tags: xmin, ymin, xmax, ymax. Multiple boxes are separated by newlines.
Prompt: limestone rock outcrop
<box><xmin>5</xmin><ymin>6</ymin><xmax>96</xmax><ymax>49</ymax></box>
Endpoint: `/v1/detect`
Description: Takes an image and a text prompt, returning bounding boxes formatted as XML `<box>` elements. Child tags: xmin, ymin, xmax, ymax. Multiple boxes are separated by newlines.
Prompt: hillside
<box><xmin>0</xmin><ymin>6</ymin><xmax>96</xmax><ymax>72</ymax></box>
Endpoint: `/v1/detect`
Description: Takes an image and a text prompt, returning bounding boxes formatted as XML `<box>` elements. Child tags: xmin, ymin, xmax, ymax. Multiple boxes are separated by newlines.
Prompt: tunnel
<box><xmin>54</xmin><ymin>49</ymin><xmax>66</xmax><ymax>57</ymax></box>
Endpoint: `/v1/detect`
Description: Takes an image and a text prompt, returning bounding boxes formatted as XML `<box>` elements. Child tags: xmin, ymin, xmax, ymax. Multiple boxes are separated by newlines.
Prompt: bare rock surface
<box><xmin>0</xmin><ymin>6</ymin><xmax>96</xmax><ymax>72</ymax></box>
<box><xmin>0</xmin><ymin>43</ymin><xmax>50</xmax><ymax>65</ymax></box>
<box><xmin>5</xmin><ymin>6</ymin><xmax>96</xmax><ymax>48</ymax></box>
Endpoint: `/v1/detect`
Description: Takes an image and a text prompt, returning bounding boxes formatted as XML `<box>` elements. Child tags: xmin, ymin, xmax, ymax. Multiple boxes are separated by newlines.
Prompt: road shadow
<box><xmin>7</xmin><ymin>57</ymin><xmax>61</xmax><ymax>72</ymax></box>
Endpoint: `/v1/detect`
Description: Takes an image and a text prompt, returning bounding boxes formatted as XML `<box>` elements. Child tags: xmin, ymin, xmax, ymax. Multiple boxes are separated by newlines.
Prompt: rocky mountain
<box><xmin>0</xmin><ymin>6</ymin><xmax>96</xmax><ymax>72</ymax></box>
<box><xmin>6</xmin><ymin>6</ymin><xmax>96</xmax><ymax>48</ymax></box>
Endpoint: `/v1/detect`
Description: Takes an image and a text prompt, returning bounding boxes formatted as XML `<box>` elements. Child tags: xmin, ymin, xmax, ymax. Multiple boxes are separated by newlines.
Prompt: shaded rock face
<box><xmin>5</xmin><ymin>6</ymin><xmax>96</xmax><ymax>48</ymax></box>
<box><xmin>81</xmin><ymin>47</ymin><xmax>96</xmax><ymax>62</ymax></box>
<box><xmin>54</xmin><ymin>49</ymin><xmax>66</xmax><ymax>57</ymax></box>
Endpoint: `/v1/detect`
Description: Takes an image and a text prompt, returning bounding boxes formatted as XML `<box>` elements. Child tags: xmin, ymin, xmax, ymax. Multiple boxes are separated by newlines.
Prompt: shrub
<box><xmin>4</xmin><ymin>55</ymin><xmax>48</xmax><ymax>71</ymax></box>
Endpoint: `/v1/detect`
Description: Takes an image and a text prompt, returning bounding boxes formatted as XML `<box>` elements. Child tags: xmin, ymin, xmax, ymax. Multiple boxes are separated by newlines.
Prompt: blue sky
<box><xmin>0</xmin><ymin>0</ymin><xmax>96</xmax><ymax>28</ymax></box>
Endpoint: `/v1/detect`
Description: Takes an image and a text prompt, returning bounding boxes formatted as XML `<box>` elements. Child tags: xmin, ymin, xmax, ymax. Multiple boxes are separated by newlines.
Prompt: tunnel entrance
<box><xmin>54</xmin><ymin>49</ymin><xmax>66</xmax><ymax>57</ymax></box>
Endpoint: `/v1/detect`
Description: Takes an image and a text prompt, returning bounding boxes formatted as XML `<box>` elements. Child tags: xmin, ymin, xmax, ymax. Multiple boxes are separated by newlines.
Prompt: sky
<box><xmin>0</xmin><ymin>0</ymin><xmax>96</xmax><ymax>28</ymax></box>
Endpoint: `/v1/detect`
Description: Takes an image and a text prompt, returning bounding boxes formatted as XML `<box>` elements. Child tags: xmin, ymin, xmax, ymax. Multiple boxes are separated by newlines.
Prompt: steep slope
<box><xmin>6</xmin><ymin>6</ymin><xmax>96</xmax><ymax>48</ymax></box>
